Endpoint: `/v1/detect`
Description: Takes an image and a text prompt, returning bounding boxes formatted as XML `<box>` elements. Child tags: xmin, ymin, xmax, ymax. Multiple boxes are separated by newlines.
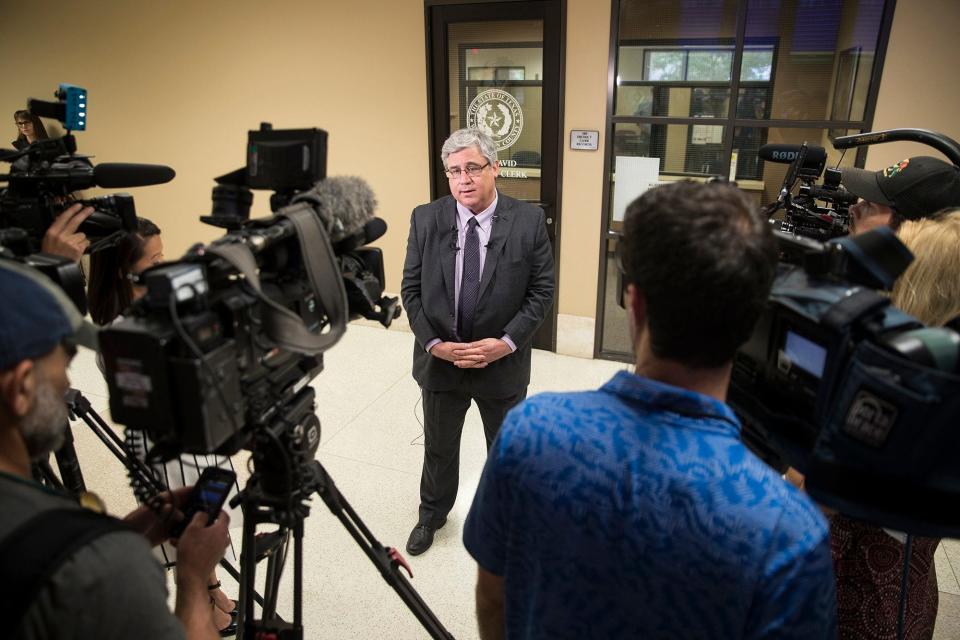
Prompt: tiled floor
<box><xmin>65</xmin><ymin>323</ymin><xmax>960</xmax><ymax>639</ymax></box>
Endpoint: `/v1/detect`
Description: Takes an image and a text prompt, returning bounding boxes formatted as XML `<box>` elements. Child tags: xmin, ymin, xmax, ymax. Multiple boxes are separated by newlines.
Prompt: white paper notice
<box><xmin>613</xmin><ymin>156</ymin><xmax>661</xmax><ymax>222</ymax></box>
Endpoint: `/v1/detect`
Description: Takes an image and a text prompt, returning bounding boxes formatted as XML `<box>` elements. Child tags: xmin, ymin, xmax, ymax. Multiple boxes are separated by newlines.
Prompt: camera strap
<box><xmin>206</xmin><ymin>206</ymin><xmax>348</xmax><ymax>355</ymax></box>
<box><xmin>0</xmin><ymin>508</ymin><xmax>129</xmax><ymax>633</ymax></box>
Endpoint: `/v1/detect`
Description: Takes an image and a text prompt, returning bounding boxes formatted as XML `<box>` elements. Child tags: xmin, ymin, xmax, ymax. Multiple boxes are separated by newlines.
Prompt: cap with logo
<box><xmin>840</xmin><ymin>156</ymin><xmax>960</xmax><ymax>220</ymax></box>
<box><xmin>0</xmin><ymin>260</ymin><xmax>99</xmax><ymax>370</ymax></box>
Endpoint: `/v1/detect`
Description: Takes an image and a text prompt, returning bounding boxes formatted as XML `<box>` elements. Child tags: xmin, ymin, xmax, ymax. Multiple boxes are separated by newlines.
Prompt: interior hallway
<box><xmin>64</xmin><ymin>323</ymin><xmax>960</xmax><ymax>638</ymax></box>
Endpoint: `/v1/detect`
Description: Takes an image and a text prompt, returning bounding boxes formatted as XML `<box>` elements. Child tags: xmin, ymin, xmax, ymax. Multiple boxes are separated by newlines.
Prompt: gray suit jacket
<box><xmin>401</xmin><ymin>192</ymin><xmax>555</xmax><ymax>397</ymax></box>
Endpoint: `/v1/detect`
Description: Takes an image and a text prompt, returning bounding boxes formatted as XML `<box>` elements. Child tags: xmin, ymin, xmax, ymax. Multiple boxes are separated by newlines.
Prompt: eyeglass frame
<box><xmin>15</xmin><ymin>121</ymin><xmax>33</xmax><ymax>128</ymax></box>
<box><xmin>445</xmin><ymin>161</ymin><xmax>492</xmax><ymax>180</ymax></box>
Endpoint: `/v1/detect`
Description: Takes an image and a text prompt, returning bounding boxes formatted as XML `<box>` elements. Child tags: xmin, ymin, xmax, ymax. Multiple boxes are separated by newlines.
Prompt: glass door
<box><xmin>427</xmin><ymin>0</ymin><xmax>563</xmax><ymax>351</ymax></box>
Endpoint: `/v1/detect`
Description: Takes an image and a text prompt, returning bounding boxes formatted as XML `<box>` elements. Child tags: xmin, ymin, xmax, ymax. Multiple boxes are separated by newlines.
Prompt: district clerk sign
<box><xmin>467</xmin><ymin>89</ymin><xmax>524</xmax><ymax>151</ymax></box>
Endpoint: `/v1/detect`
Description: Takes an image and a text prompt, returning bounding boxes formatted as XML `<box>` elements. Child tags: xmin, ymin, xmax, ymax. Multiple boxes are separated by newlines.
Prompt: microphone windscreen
<box><xmin>293</xmin><ymin>176</ymin><xmax>378</xmax><ymax>243</ymax></box>
<box><xmin>93</xmin><ymin>163</ymin><xmax>176</xmax><ymax>188</ymax></box>
<box><xmin>758</xmin><ymin>144</ymin><xmax>827</xmax><ymax>166</ymax></box>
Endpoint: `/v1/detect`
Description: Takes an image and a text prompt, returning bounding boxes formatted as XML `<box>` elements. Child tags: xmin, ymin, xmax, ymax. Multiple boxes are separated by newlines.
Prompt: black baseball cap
<box><xmin>840</xmin><ymin>156</ymin><xmax>960</xmax><ymax>220</ymax></box>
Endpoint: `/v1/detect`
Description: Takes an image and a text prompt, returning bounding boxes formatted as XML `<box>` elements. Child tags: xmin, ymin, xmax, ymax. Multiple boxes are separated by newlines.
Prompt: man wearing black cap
<box><xmin>841</xmin><ymin>156</ymin><xmax>960</xmax><ymax>234</ymax></box>
<box><xmin>0</xmin><ymin>261</ymin><xmax>230</xmax><ymax>640</ymax></box>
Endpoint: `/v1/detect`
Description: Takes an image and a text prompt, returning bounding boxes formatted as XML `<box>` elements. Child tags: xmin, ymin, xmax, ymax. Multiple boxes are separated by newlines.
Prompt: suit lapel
<box><xmin>477</xmin><ymin>194</ymin><xmax>517</xmax><ymax>303</ymax></box>
<box><xmin>439</xmin><ymin>198</ymin><xmax>458</xmax><ymax>310</ymax></box>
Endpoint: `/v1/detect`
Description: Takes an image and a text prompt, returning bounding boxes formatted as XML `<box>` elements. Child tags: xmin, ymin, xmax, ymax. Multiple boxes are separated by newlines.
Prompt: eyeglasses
<box><xmin>15</xmin><ymin>121</ymin><xmax>32</xmax><ymax>128</ymax></box>
<box><xmin>445</xmin><ymin>162</ymin><xmax>490</xmax><ymax>180</ymax></box>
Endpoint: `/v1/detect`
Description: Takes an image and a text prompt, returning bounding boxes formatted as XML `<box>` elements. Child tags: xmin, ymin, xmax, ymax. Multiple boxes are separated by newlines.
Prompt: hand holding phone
<box><xmin>169</xmin><ymin>467</ymin><xmax>236</xmax><ymax>539</ymax></box>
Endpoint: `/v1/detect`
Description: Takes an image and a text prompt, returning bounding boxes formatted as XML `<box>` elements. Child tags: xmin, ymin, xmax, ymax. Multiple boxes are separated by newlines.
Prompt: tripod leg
<box><xmin>53</xmin><ymin>422</ymin><xmax>86</xmax><ymax>497</ymax></box>
<box><xmin>294</xmin><ymin>520</ymin><xmax>303</xmax><ymax>630</ymax></box>
<box><xmin>237</xmin><ymin>503</ymin><xmax>257</xmax><ymax>640</ymax></box>
<box><xmin>262</xmin><ymin>536</ymin><xmax>283</xmax><ymax>619</ymax></box>
<box><xmin>32</xmin><ymin>458</ymin><xmax>65</xmax><ymax>490</ymax></box>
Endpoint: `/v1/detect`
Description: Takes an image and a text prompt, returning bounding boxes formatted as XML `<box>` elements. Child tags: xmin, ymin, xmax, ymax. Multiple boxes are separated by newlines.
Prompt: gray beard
<box><xmin>21</xmin><ymin>377</ymin><xmax>69</xmax><ymax>460</ymax></box>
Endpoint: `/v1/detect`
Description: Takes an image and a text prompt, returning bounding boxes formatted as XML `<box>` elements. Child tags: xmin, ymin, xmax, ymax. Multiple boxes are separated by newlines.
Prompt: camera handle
<box><xmin>234</xmin><ymin>459</ymin><xmax>455</xmax><ymax>640</ymax></box>
<box><xmin>834</xmin><ymin>128</ymin><xmax>960</xmax><ymax>167</ymax></box>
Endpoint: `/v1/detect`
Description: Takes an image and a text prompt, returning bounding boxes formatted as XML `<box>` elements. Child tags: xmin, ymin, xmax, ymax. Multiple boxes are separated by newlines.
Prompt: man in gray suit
<box><xmin>401</xmin><ymin>128</ymin><xmax>555</xmax><ymax>555</ymax></box>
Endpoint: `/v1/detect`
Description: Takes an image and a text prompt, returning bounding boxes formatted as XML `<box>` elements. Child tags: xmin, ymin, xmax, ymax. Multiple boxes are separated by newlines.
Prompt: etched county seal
<box><xmin>466</xmin><ymin>89</ymin><xmax>524</xmax><ymax>151</ymax></box>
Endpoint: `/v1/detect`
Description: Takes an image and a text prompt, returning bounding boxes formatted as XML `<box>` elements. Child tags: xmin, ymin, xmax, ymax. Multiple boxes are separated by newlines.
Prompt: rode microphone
<box><xmin>92</xmin><ymin>163</ymin><xmax>176</xmax><ymax>188</ymax></box>
<box><xmin>758</xmin><ymin>144</ymin><xmax>827</xmax><ymax>175</ymax></box>
<box><xmin>758</xmin><ymin>144</ymin><xmax>828</xmax><ymax>165</ymax></box>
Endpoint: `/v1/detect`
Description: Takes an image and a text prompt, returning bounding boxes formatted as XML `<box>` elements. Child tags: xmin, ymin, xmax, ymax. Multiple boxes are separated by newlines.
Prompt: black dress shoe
<box><xmin>405</xmin><ymin>518</ymin><xmax>447</xmax><ymax>556</ymax></box>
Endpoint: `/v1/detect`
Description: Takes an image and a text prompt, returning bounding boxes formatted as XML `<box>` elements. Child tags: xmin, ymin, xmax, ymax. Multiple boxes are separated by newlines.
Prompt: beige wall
<box><xmin>866</xmin><ymin>0</ymin><xmax>960</xmax><ymax>169</ymax></box>
<box><xmin>1</xmin><ymin>0</ymin><xmax>606</xmax><ymax>323</ymax></box>
<box><xmin>2</xmin><ymin>0</ymin><xmax>956</xmax><ymax>343</ymax></box>
<box><xmin>1</xmin><ymin>0</ymin><xmax>431</xmax><ymax>298</ymax></box>
<box><xmin>557</xmin><ymin>0</ymin><xmax>611</xmax><ymax>318</ymax></box>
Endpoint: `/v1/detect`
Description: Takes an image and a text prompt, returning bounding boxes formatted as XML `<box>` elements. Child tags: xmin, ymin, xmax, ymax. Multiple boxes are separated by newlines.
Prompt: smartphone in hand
<box><xmin>169</xmin><ymin>467</ymin><xmax>236</xmax><ymax>538</ymax></box>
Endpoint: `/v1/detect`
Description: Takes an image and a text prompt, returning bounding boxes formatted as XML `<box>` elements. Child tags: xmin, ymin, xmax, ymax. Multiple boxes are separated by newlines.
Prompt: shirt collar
<box><xmin>601</xmin><ymin>370</ymin><xmax>741</xmax><ymax>433</ymax></box>
<box><xmin>456</xmin><ymin>191</ymin><xmax>498</xmax><ymax>232</ymax></box>
<box><xmin>0</xmin><ymin>468</ymin><xmax>66</xmax><ymax>498</ymax></box>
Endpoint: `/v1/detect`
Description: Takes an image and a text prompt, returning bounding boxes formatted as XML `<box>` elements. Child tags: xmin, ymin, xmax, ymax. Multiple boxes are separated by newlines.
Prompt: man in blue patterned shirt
<box><xmin>463</xmin><ymin>181</ymin><xmax>837</xmax><ymax>639</ymax></box>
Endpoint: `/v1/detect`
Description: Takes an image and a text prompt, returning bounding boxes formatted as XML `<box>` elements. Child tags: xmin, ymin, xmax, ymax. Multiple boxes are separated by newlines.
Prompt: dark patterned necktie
<box><xmin>458</xmin><ymin>217</ymin><xmax>481</xmax><ymax>341</ymax></box>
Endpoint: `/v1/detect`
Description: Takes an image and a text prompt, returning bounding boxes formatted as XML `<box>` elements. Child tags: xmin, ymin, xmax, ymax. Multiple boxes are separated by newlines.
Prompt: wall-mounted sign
<box><xmin>570</xmin><ymin>129</ymin><xmax>599</xmax><ymax>151</ymax></box>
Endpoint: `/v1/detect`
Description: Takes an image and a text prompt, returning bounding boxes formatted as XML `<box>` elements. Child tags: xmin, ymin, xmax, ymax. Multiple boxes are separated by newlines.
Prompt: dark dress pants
<box><xmin>417</xmin><ymin>378</ymin><xmax>526</xmax><ymax>526</ymax></box>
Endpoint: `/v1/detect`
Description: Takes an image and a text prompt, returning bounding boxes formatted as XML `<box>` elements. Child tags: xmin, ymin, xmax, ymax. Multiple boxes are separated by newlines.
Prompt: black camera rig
<box><xmin>98</xmin><ymin>125</ymin><xmax>443</xmax><ymax>639</ymax></box>
<box><xmin>732</xmin><ymin>128</ymin><xmax>960</xmax><ymax>537</ymax></box>
<box><xmin>0</xmin><ymin>85</ymin><xmax>175</xmax><ymax>313</ymax></box>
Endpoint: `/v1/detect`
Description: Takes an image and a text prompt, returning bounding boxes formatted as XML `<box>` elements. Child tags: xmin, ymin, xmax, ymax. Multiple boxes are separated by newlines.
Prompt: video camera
<box><xmin>758</xmin><ymin>142</ymin><xmax>858</xmax><ymax>241</ymax></box>
<box><xmin>98</xmin><ymin>124</ymin><xmax>400</xmax><ymax>501</ymax></box>
<box><xmin>0</xmin><ymin>85</ymin><xmax>176</xmax><ymax>313</ymax></box>
<box><xmin>731</xmin><ymin>129</ymin><xmax>960</xmax><ymax>537</ymax></box>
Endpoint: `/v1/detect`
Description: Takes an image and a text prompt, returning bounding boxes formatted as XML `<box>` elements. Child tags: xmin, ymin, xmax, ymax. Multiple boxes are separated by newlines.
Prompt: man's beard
<box><xmin>21</xmin><ymin>374</ymin><xmax>69</xmax><ymax>460</ymax></box>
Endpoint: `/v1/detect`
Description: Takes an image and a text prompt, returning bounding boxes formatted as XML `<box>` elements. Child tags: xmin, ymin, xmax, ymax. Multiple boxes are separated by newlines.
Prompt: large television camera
<box><xmin>98</xmin><ymin>125</ymin><xmax>400</xmax><ymax>502</ymax></box>
<box><xmin>731</xmin><ymin>129</ymin><xmax>960</xmax><ymax>537</ymax></box>
<box><xmin>0</xmin><ymin>85</ymin><xmax>176</xmax><ymax>312</ymax></box>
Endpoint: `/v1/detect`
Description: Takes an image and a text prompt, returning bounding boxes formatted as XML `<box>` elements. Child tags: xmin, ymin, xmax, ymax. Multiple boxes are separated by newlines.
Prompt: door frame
<box><xmin>424</xmin><ymin>0</ymin><xmax>566</xmax><ymax>352</ymax></box>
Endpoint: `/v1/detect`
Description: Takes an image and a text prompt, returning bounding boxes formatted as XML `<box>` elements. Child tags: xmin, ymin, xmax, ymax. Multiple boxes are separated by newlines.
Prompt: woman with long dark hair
<box><xmin>88</xmin><ymin>217</ymin><xmax>163</xmax><ymax>325</ymax></box>
<box><xmin>88</xmin><ymin>219</ymin><xmax>240</xmax><ymax>636</ymax></box>
<box><xmin>13</xmin><ymin>110</ymin><xmax>49</xmax><ymax>149</ymax></box>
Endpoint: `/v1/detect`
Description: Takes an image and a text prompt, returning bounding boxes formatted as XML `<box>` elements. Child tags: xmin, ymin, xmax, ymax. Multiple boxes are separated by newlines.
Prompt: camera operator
<box><xmin>841</xmin><ymin>156</ymin><xmax>960</xmax><ymax>234</ymax></box>
<box><xmin>87</xmin><ymin>218</ymin><xmax>240</xmax><ymax>633</ymax></box>
<box><xmin>88</xmin><ymin>216</ymin><xmax>163</xmax><ymax>324</ymax></box>
<box><xmin>463</xmin><ymin>181</ymin><xmax>837</xmax><ymax>639</ymax></box>
<box><xmin>777</xmin><ymin>156</ymin><xmax>960</xmax><ymax>639</ymax></box>
<box><xmin>12</xmin><ymin>111</ymin><xmax>49</xmax><ymax>150</ymax></box>
<box><xmin>0</xmin><ymin>261</ymin><xmax>229</xmax><ymax>640</ymax></box>
<box><xmin>827</xmin><ymin>209</ymin><xmax>960</xmax><ymax>640</ymax></box>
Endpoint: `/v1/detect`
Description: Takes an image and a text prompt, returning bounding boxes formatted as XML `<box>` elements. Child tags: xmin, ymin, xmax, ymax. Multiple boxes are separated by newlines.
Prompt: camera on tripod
<box><xmin>96</xmin><ymin>125</ymin><xmax>450</xmax><ymax>638</ymax></box>
<box><xmin>98</xmin><ymin>125</ymin><xmax>400</xmax><ymax>490</ymax></box>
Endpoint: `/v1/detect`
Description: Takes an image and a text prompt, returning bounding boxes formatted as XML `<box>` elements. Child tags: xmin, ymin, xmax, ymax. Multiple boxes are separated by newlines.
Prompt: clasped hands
<box><xmin>431</xmin><ymin>338</ymin><xmax>512</xmax><ymax>368</ymax></box>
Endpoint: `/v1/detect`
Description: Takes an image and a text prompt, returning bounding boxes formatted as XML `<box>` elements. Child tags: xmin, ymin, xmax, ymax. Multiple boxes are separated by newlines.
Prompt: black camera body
<box><xmin>99</xmin><ymin>126</ymin><xmax>399</xmax><ymax>499</ymax></box>
<box><xmin>100</xmin><ymin>238</ymin><xmax>325</xmax><ymax>458</ymax></box>
<box><xmin>1</xmin><ymin>122</ymin><xmax>139</xmax><ymax>255</ymax></box>
<box><xmin>761</xmin><ymin>143</ymin><xmax>858</xmax><ymax>241</ymax></box>
<box><xmin>730</xmin><ymin>227</ymin><xmax>960</xmax><ymax>536</ymax></box>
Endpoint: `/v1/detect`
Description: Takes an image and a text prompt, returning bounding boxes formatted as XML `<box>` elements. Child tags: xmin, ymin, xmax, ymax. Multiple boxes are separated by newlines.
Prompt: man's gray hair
<box><xmin>441</xmin><ymin>128</ymin><xmax>498</xmax><ymax>168</ymax></box>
